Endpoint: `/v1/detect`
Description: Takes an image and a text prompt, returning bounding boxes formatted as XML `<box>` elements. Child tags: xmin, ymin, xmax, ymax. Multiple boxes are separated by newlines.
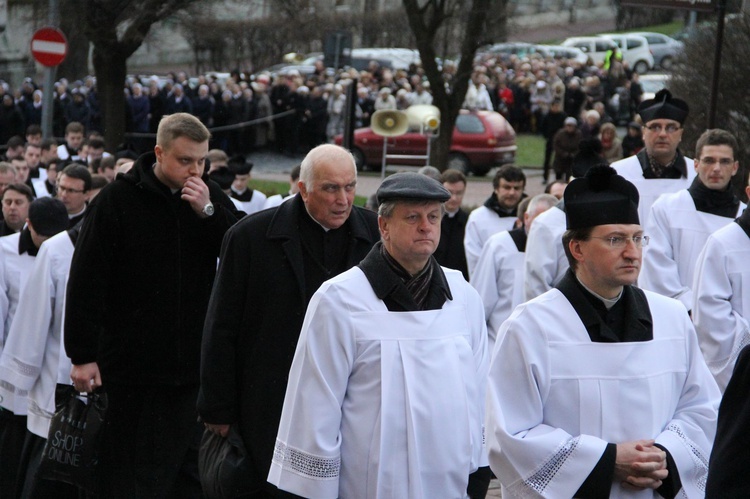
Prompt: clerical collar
<box><xmin>68</xmin><ymin>205</ymin><xmax>86</xmax><ymax>219</ymax></box>
<box><xmin>304</xmin><ymin>206</ymin><xmax>333</xmax><ymax>232</ymax></box>
<box><xmin>687</xmin><ymin>176</ymin><xmax>739</xmax><ymax>218</ymax></box>
<box><xmin>576</xmin><ymin>275</ymin><xmax>622</xmax><ymax>310</ymax></box>
<box><xmin>445</xmin><ymin>208</ymin><xmax>459</xmax><ymax>218</ymax></box>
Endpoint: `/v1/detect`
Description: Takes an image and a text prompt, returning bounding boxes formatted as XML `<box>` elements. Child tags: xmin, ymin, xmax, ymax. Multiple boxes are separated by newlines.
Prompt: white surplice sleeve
<box><xmin>692</xmin><ymin>229</ymin><xmax>750</xmax><ymax>392</ymax></box>
<box><xmin>640</xmin><ymin>195</ymin><xmax>692</xmax><ymax>310</ymax></box>
<box><xmin>0</xmin><ymin>240</ymin><xmax>55</xmax><ymax>414</ymax></box>
<box><xmin>464</xmin><ymin>209</ymin><xmax>485</xmax><ymax>278</ymax></box>
<box><xmin>268</xmin><ymin>280</ymin><xmax>354</xmax><ymax>499</ymax></box>
<box><xmin>486</xmin><ymin>300</ymin><xmax>608</xmax><ymax>498</ymax></box>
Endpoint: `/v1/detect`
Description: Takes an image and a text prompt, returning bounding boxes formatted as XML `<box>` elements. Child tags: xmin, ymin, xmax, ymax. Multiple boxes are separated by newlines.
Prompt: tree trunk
<box><xmin>58</xmin><ymin>15</ymin><xmax>90</xmax><ymax>81</ymax></box>
<box><xmin>93</xmin><ymin>47</ymin><xmax>127</xmax><ymax>152</ymax></box>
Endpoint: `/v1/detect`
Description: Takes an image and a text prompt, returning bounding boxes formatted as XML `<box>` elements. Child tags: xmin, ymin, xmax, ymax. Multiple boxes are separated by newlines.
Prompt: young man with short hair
<box><xmin>56</xmin><ymin>122</ymin><xmax>85</xmax><ymax>162</ymax></box>
<box><xmin>56</xmin><ymin>164</ymin><xmax>91</xmax><ymax>227</ymax></box>
<box><xmin>641</xmin><ymin>128</ymin><xmax>744</xmax><ymax>314</ymax></box>
<box><xmin>464</xmin><ymin>165</ymin><xmax>526</xmax><ymax>277</ymax></box>
<box><xmin>65</xmin><ymin>113</ymin><xmax>242</xmax><ymax>497</ymax></box>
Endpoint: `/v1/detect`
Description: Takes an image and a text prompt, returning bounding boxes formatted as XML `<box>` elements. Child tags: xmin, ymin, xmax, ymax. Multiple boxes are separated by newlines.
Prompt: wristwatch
<box><xmin>202</xmin><ymin>202</ymin><xmax>215</xmax><ymax>217</ymax></box>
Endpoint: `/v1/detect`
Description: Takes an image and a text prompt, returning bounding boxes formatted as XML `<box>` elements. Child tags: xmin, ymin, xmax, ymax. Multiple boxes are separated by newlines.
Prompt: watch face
<box><xmin>204</xmin><ymin>203</ymin><xmax>215</xmax><ymax>216</ymax></box>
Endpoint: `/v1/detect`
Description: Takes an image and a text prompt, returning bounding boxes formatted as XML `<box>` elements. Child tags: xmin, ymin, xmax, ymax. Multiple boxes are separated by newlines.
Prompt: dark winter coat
<box><xmin>197</xmin><ymin>194</ymin><xmax>379</xmax><ymax>492</ymax></box>
<box><xmin>64</xmin><ymin>152</ymin><xmax>242</xmax><ymax>386</ymax></box>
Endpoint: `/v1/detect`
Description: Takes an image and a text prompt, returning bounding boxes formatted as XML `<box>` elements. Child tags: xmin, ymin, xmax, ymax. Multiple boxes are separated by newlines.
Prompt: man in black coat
<box><xmin>198</xmin><ymin>144</ymin><xmax>380</xmax><ymax>498</ymax></box>
<box><xmin>65</xmin><ymin>113</ymin><xmax>242</xmax><ymax>498</ymax></box>
<box><xmin>434</xmin><ymin>168</ymin><xmax>469</xmax><ymax>281</ymax></box>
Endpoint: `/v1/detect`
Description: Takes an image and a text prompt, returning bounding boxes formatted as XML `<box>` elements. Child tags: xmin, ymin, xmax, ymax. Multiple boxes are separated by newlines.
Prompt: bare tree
<box><xmin>402</xmin><ymin>0</ymin><xmax>497</xmax><ymax>171</ymax></box>
<box><xmin>70</xmin><ymin>0</ymin><xmax>205</xmax><ymax>151</ymax></box>
<box><xmin>669</xmin><ymin>13</ymin><xmax>750</xmax><ymax>200</ymax></box>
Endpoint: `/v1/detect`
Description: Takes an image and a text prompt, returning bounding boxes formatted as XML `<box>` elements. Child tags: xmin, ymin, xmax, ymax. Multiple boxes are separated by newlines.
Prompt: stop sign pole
<box><xmin>32</xmin><ymin>24</ymin><xmax>67</xmax><ymax>139</ymax></box>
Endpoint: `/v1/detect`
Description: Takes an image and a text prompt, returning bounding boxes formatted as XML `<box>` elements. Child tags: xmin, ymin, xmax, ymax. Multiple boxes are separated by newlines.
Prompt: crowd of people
<box><xmin>1</xmin><ymin>44</ymin><xmax>648</xmax><ymax>165</ymax></box>
<box><xmin>0</xmin><ymin>48</ymin><xmax>748</xmax><ymax>498</ymax></box>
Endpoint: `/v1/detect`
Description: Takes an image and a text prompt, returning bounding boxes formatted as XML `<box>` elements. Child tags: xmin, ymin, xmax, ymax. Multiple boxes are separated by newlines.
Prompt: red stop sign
<box><xmin>31</xmin><ymin>27</ymin><xmax>68</xmax><ymax>67</ymax></box>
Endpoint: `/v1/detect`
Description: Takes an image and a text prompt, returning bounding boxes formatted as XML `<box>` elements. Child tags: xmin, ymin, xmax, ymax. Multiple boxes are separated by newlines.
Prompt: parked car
<box><xmin>335</xmin><ymin>110</ymin><xmax>517</xmax><ymax>176</ymax></box>
<box><xmin>561</xmin><ymin>36</ymin><xmax>618</xmax><ymax>66</ymax></box>
<box><xmin>629</xmin><ymin>32</ymin><xmax>684</xmax><ymax>70</ymax></box>
<box><xmin>597</xmin><ymin>33</ymin><xmax>655</xmax><ymax>74</ymax></box>
<box><xmin>535</xmin><ymin>45</ymin><xmax>590</xmax><ymax>65</ymax></box>
<box><xmin>639</xmin><ymin>73</ymin><xmax>670</xmax><ymax>101</ymax></box>
<box><xmin>475</xmin><ymin>42</ymin><xmax>542</xmax><ymax>63</ymax></box>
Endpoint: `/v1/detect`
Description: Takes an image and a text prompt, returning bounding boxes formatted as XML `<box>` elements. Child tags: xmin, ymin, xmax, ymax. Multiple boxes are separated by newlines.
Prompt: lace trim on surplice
<box><xmin>272</xmin><ymin>439</ymin><xmax>340</xmax><ymax>480</ymax></box>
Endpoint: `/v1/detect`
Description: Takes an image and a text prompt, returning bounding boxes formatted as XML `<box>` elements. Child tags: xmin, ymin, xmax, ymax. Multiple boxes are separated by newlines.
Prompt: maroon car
<box><xmin>335</xmin><ymin>109</ymin><xmax>517</xmax><ymax>176</ymax></box>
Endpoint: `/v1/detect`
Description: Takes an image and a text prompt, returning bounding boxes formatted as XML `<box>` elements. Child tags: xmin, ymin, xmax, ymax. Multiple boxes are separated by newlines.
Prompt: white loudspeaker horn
<box><xmin>406</xmin><ymin>105</ymin><xmax>440</xmax><ymax>132</ymax></box>
<box><xmin>282</xmin><ymin>52</ymin><xmax>305</xmax><ymax>64</ymax></box>
<box><xmin>371</xmin><ymin>110</ymin><xmax>409</xmax><ymax>137</ymax></box>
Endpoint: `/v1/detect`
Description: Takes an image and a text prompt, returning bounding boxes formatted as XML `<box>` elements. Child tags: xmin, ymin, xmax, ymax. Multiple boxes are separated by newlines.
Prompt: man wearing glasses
<box><xmin>640</xmin><ymin>129</ymin><xmax>744</xmax><ymax>315</ymax></box>
<box><xmin>612</xmin><ymin>89</ymin><xmax>695</xmax><ymax>227</ymax></box>
<box><xmin>55</xmin><ymin>164</ymin><xmax>92</xmax><ymax>227</ymax></box>
<box><xmin>486</xmin><ymin>166</ymin><xmax>719</xmax><ymax>498</ymax></box>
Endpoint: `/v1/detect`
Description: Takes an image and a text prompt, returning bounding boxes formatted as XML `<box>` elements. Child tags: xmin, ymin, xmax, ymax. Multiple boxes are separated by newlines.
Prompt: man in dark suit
<box><xmin>434</xmin><ymin>169</ymin><xmax>469</xmax><ymax>280</ymax></box>
<box><xmin>198</xmin><ymin>143</ymin><xmax>380</xmax><ymax>498</ymax></box>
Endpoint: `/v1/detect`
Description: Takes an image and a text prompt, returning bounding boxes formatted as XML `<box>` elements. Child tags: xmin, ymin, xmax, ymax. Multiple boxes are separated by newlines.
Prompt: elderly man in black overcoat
<box><xmin>198</xmin><ymin>143</ymin><xmax>380</xmax><ymax>498</ymax></box>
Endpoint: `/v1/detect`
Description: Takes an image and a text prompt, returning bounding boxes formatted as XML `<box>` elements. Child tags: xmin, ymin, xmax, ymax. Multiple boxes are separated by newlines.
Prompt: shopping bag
<box><xmin>37</xmin><ymin>385</ymin><xmax>108</xmax><ymax>493</ymax></box>
<box><xmin>198</xmin><ymin>425</ymin><xmax>261</xmax><ymax>498</ymax></box>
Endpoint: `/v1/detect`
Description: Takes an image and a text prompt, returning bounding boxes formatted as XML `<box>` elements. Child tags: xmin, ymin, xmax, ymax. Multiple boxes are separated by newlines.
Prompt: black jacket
<box><xmin>64</xmin><ymin>152</ymin><xmax>241</xmax><ymax>386</ymax></box>
<box><xmin>434</xmin><ymin>209</ymin><xmax>469</xmax><ymax>281</ymax></box>
<box><xmin>198</xmin><ymin>195</ymin><xmax>379</xmax><ymax>491</ymax></box>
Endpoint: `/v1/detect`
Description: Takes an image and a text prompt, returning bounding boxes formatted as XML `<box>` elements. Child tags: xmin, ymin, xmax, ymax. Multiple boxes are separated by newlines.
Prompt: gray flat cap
<box><xmin>376</xmin><ymin>172</ymin><xmax>451</xmax><ymax>204</ymax></box>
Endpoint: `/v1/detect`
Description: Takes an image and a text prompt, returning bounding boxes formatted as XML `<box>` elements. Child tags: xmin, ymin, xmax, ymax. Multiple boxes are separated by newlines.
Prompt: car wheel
<box><xmin>660</xmin><ymin>56</ymin><xmax>673</xmax><ymax>70</ymax></box>
<box><xmin>351</xmin><ymin>147</ymin><xmax>367</xmax><ymax>171</ymax></box>
<box><xmin>447</xmin><ymin>153</ymin><xmax>471</xmax><ymax>175</ymax></box>
<box><xmin>634</xmin><ymin>60</ymin><xmax>649</xmax><ymax>75</ymax></box>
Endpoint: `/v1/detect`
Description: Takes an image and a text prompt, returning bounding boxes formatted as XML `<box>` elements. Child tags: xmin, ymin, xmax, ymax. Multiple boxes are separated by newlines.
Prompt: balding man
<box><xmin>198</xmin><ymin>144</ymin><xmax>380</xmax><ymax>497</ymax></box>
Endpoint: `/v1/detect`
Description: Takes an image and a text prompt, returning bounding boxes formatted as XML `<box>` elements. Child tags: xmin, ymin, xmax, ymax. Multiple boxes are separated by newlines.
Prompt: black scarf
<box><xmin>736</xmin><ymin>207</ymin><xmax>750</xmax><ymax>239</ymax></box>
<box><xmin>483</xmin><ymin>193</ymin><xmax>517</xmax><ymax>218</ymax></box>
<box><xmin>637</xmin><ymin>149</ymin><xmax>687</xmax><ymax>179</ymax></box>
<box><xmin>687</xmin><ymin>176</ymin><xmax>739</xmax><ymax>218</ymax></box>
<box><xmin>380</xmin><ymin>243</ymin><xmax>434</xmax><ymax>309</ymax></box>
<box><xmin>508</xmin><ymin>227</ymin><xmax>527</xmax><ymax>252</ymax></box>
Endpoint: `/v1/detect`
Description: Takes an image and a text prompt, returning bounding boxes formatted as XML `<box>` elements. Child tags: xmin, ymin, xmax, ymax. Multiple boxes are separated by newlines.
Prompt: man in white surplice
<box><xmin>693</xmin><ymin>166</ymin><xmax>750</xmax><ymax>392</ymax></box>
<box><xmin>641</xmin><ymin>128</ymin><xmax>744</xmax><ymax>314</ymax></box>
<box><xmin>269</xmin><ymin>172</ymin><xmax>489</xmax><ymax>499</ymax></box>
<box><xmin>472</xmin><ymin>193</ymin><xmax>557</xmax><ymax>352</ymax></box>
<box><xmin>486</xmin><ymin>166</ymin><xmax>719</xmax><ymax>498</ymax></box>
<box><xmin>611</xmin><ymin>89</ymin><xmax>695</xmax><ymax>228</ymax></box>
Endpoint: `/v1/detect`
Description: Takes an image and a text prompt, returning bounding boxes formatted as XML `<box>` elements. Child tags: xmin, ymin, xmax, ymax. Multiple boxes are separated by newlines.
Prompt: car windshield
<box><xmin>641</xmin><ymin>78</ymin><xmax>667</xmax><ymax>93</ymax></box>
<box><xmin>456</xmin><ymin>114</ymin><xmax>485</xmax><ymax>134</ymax></box>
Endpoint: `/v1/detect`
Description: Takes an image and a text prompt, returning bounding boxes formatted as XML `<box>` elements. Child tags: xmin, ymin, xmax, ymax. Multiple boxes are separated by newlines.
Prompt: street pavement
<box><xmin>254</xmin><ymin>166</ymin><xmax>548</xmax><ymax>210</ymax></box>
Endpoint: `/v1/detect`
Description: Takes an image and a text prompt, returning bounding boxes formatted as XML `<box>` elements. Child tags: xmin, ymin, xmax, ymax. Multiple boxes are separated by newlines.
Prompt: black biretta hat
<box><xmin>376</xmin><ymin>172</ymin><xmax>451</xmax><ymax>204</ymax></box>
<box><xmin>564</xmin><ymin>166</ymin><xmax>640</xmax><ymax>230</ymax></box>
<box><xmin>637</xmin><ymin>89</ymin><xmax>689</xmax><ymax>125</ymax></box>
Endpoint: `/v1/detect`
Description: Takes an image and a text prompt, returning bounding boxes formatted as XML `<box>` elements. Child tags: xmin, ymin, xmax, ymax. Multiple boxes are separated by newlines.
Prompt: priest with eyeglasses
<box><xmin>486</xmin><ymin>165</ymin><xmax>719</xmax><ymax>498</ymax></box>
<box><xmin>611</xmin><ymin>89</ymin><xmax>695</xmax><ymax>227</ymax></box>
